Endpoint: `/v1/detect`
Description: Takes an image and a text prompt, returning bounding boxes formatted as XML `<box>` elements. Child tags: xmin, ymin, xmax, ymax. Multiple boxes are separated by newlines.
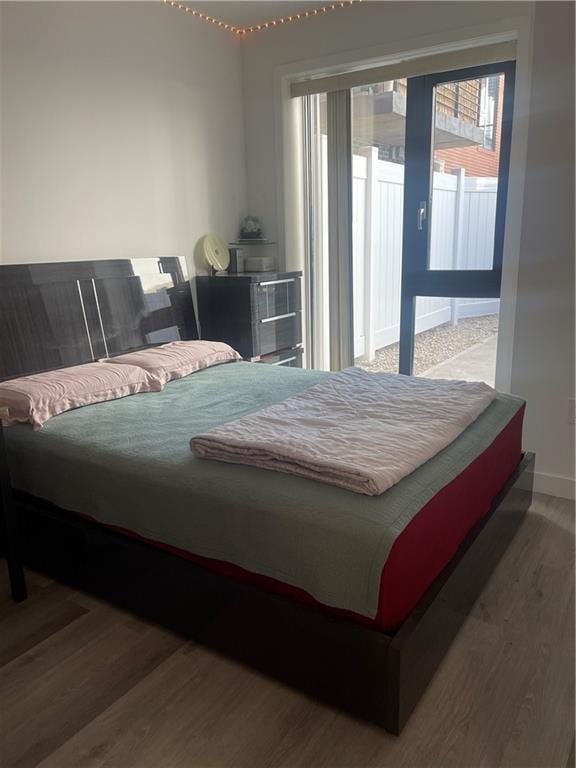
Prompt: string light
<box><xmin>163</xmin><ymin>0</ymin><xmax>362</xmax><ymax>37</ymax></box>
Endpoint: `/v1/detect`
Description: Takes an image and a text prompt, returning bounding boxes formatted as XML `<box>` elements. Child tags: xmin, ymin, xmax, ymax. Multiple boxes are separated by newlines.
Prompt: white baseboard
<box><xmin>532</xmin><ymin>472</ymin><xmax>575</xmax><ymax>501</ymax></box>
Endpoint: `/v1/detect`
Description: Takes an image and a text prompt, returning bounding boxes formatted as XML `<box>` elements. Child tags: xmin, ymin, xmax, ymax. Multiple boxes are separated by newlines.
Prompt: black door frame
<box><xmin>399</xmin><ymin>60</ymin><xmax>516</xmax><ymax>375</ymax></box>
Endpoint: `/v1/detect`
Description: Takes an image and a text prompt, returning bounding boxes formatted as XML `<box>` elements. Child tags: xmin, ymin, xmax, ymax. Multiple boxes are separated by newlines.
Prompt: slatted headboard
<box><xmin>0</xmin><ymin>257</ymin><xmax>198</xmax><ymax>381</ymax></box>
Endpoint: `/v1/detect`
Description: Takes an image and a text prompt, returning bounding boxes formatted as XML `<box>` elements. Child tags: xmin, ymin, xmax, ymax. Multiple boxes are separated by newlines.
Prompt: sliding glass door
<box><xmin>351</xmin><ymin>81</ymin><xmax>406</xmax><ymax>374</ymax></box>
<box><xmin>400</xmin><ymin>61</ymin><xmax>515</xmax><ymax>375</ymax></box>
<box><xmin>301</xmin><ymin>58</ymin><xmax>515</xmax><ymax>381</ymax></box>
<box><xmin>303</xmin><ymin>81</ymin><xmax>408</xmax><ymax>373</ymax></box>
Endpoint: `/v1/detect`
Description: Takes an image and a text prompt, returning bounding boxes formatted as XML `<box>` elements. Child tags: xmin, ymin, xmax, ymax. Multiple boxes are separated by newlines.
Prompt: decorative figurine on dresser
<box><xmin>196</xmin><ymin>227</ymin><xmax>303</xmax><ymax>367</ymax></box>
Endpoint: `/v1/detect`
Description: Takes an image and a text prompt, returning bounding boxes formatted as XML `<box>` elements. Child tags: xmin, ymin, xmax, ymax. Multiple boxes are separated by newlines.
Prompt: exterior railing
<box><xmin>357</xmin><ymin>78</ymin><xmax>481</xmax><ymax>125</ymax></box>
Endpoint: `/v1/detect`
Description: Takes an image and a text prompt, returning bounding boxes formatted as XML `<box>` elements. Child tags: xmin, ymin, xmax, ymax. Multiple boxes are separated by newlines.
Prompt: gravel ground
<box><xmin>356</xmin><ymin>315</ymin><xmax>499</xmax><ymax>375</ymax></box>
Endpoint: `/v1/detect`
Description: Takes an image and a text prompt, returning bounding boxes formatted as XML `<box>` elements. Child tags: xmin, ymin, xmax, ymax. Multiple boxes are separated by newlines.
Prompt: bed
<box><xmin>0</xmin><ymin>258</ymin><xmax>534</xmax><ymax>734</ymax></box>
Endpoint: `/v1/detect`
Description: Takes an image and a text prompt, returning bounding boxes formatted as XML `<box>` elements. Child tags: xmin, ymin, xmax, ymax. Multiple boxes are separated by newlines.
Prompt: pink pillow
<box><xmin>103</xmin><ymin>340</ymin><xmax>241</xmax><ymax>386</ymax></box>
<box><xmin>0</xmin><ymin>362</ymin><xmax>161</xmax><ymax>430</ymax></box>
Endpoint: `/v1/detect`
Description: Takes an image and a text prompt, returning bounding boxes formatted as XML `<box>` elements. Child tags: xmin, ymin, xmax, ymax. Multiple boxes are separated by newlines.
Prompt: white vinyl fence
<box><xmin>351</xmin><ymin>147</ymin><xmax>499</xmax><ymax>361</ymax></box>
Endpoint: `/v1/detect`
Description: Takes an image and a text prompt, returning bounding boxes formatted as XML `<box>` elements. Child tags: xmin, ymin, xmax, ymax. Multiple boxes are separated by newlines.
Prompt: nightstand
<box><xmin>0</xmin><ymin>408</ymin><xmax>27</xmax><ymax>601</ymax></box>
<box><xmin>196</xmin><ymin>271</ymin><xmax>303</xmax><ymax>366</ymax></box>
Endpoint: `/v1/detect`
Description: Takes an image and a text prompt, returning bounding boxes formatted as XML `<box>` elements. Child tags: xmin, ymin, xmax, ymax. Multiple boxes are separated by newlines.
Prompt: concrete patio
<box><xmin>356</xmin><ymin>315</ymin><xmax>499</xmax><ymax>384</ymax></box>
<box><xmin>423</xmin><ymin>334</ymin><xmax>497</xmax><ymax>386</ymax></box>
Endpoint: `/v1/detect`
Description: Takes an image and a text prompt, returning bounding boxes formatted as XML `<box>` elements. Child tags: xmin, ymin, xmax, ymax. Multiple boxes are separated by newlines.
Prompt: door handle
<box><xmin>417</xmin><ymin>200</ymin><xmax>427</xmax><ymax>231</ymax></box>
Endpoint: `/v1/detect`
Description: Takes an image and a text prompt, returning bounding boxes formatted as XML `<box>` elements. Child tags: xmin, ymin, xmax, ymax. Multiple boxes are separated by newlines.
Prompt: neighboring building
<box><xmin>350</xmin><ymin>74</ymin><xmax>503</xmax><ymax>178</ymax></box>
<box><xmin>435</xmin><ymin>74</ymin><xmax>503</xmax><ymax>177</ymax></box>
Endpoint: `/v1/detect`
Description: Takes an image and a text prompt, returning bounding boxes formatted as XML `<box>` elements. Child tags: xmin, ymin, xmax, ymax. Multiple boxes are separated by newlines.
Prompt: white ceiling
<box><xmin>185</xmin><ymin>2</ymin><xmax>328</xmax><ymax>27</ymax></box>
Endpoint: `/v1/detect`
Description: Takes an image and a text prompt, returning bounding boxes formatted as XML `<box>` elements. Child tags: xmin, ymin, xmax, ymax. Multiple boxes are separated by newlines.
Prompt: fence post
<box><xmin>451</xmin><ymin>167</ymin><xmax>466</xmax><ymax>326</ymax></box>
<box><xmin>361</xmin><ymin>146</ymin><xmax>378</xmax><ymax>362</ymax></box>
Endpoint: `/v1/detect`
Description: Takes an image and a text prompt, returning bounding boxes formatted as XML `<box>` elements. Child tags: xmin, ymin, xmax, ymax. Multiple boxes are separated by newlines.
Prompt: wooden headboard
<box><xmin>0</xmin><ymin>257</ymin><xmax>198</xmax><ymax>381</ymax></box>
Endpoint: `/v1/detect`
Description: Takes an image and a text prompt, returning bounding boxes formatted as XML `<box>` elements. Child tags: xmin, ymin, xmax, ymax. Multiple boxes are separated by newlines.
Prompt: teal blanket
<box><xmin>5</xmin><ymin>362</ymin><xmax>524</xmax><ymax>618</ymax></box>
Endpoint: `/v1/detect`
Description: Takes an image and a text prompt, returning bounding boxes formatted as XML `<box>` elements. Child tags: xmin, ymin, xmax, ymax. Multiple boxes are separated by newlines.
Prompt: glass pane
<box><xmin>304</xmin><ymin>92</ymin><xmax>329</xmax><ymax>370</ymax></box>
<box><xmin>413</xmin><ymin>296</ymin><xmax>499</xmax><ymax>386</ymax></box>
<box><xmin>429</xmin><ymin>74</ymin><xmax>504</xmax><ymax>271</ymax></box>
<box><xmin>351</xmin><ymin>80</ymin><xmax>405</xmax><ymax>374</ymax></box>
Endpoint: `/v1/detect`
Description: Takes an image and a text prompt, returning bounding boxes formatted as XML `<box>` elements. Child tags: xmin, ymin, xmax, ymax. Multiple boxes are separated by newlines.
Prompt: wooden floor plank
<box><xmin>36</xmin><ymin>647</ymin><xmax>249</xmax><ymax>768</ymax></box>
<box><xmin>0</xmin><ymin>493</ymin><xmax>573</xmax><ymax>768</ymax></box>
<box><xmin>566</xmin><ymin>737</ymin><xmax>575</xmax><ymax>768</ymax></box>
<box><xmin>0</xmin><ymin>606</ymin><xmax>140</xmax><ymax>701</ymax></box>
<box><xmin>3</xmin><ymin>619</ymin><xmax>183</xmax><ymax>768</ymax></box>
<box><xmin>0</xmin><ymin>584</ymin><xmax>88</xmax><ymax>667</ymax></box>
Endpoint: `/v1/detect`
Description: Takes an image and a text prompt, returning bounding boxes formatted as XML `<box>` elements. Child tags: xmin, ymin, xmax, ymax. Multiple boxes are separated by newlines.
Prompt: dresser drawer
<box><xmin>251</xmin><ymin>278</ymin><xmax>301</xmax><ymax>320</ymax></box>
<box><xmin>253</xmin><ymin>312</ymin><xmax>302</xmax><ymax>357</ymax></box>
<box><xmin>257</xmin><ymin>347</ymin><xmax>303</xmax><ymax>367</ymax></box>
<box><xmin>196</xmin><ymin>271</ymin><xmax>303</xmax><ymax>360</ymax></box>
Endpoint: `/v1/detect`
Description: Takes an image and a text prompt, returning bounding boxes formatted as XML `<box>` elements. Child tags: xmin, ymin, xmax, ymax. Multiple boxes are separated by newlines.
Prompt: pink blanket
<box><xmin>191</xmin><ymin>368</ymin><xmax>497</xmax><ymax>496</ymax></box>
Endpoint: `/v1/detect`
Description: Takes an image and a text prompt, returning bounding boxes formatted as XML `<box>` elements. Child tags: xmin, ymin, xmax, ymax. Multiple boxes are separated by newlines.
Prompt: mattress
<box><xmin>4</xmin><ymin>362</ymin><xmax>524</xmax><ymax>631</ymax></box>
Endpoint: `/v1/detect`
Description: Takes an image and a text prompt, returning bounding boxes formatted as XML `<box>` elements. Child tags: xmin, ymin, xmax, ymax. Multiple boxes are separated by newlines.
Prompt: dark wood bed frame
<box><xmin>0</xmin><ymin>259</ymin><xmax>535</xmax><ymax>735</ymax></box>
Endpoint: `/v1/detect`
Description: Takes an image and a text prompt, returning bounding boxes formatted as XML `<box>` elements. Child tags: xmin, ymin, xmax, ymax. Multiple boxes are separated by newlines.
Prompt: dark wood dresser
<box><xmin>196</xmin><ymin>272</ymin><xmax>303</xmax><ymax>367</ymax></box>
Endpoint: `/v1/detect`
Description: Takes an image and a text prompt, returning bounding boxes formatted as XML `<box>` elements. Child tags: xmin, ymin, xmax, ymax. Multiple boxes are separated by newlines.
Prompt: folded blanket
<box><xmin>191</xmin><ymin>368</ymin><xmax>497</xmax><ymax>496</ymax></box>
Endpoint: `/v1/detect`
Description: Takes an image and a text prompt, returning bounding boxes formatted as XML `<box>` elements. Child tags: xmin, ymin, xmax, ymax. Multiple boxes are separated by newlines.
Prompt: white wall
<box><xmin>240</xmin><ymin>0</ymin><xmax>575</xmax><ymax>498</ymax></box>
<box><xmin>509</xmin><ymin>1</ymin><xmax>575</xmax><ymax>499</ymax></box>
<box><xmin>0</xmin><ymin>2</ymin><xmax>247</xmax><ymax>269</ymax></box>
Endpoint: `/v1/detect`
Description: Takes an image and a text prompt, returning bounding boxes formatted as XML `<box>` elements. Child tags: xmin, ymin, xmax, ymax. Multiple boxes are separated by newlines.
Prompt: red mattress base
<box><xmin>102</xmin><ymin>405</ymin><xmax>525</xmax><ymax>633</ymax></box>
